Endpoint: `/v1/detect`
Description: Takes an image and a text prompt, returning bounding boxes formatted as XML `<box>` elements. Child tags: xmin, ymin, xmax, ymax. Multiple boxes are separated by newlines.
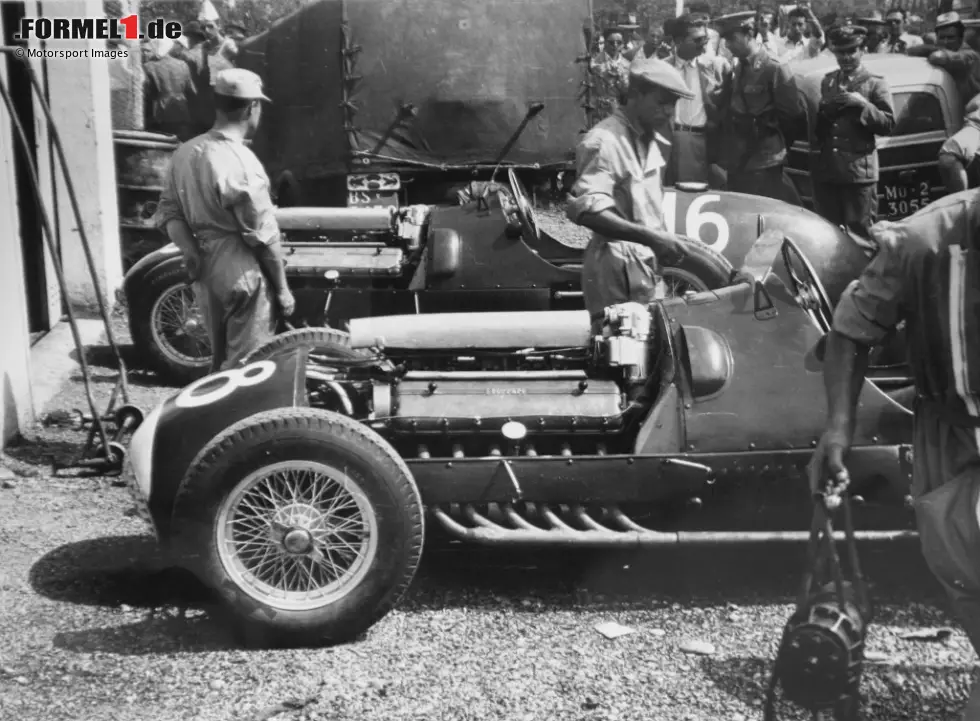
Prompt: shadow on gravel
<box><xmin>408</xmin><ymin>542</ymin><xmax>949</xmax><ymax>624</ymax></box>
<box><xmin>5</xmin><ymin>434</ymin><xmax>91</xmax><ymax>470</ymax></box>
<box><xmin>29</xmin><ymin>535</ymin><xmax>954</xmax><ymax>654</ymax></box>
<box><xmin>71</xmin><ymin>343</ymin><xmax>141</xmax><ymax>372</ymax></box>
<box><xmin>700</xmin><ymin>656</ymin><xmax>970</xmax><ymax>721</ymax></box>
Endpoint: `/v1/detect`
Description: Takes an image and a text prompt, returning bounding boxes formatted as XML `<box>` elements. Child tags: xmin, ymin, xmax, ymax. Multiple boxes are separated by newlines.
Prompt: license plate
<box><xmin>347</xmin><ymin>189</ymin><xmax>399</xmax><ymax>208</ymax></box>
<box><xmin>880</xmin><ymin>181</ymin><xmax>933</xmax><ymax>220</ymax></box>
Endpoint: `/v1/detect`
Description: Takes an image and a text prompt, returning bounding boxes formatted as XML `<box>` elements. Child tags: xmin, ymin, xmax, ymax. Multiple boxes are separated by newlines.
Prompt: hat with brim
<box><xmin>214</xmin><ymin>68</ymin><xmax>271</xmax><ymax>102</ymax></box>
<box><xmin>618</xmin><ymin>12</ymin><xmax>641</xmax><ymax>30</ymax></box>
<box><xmin>936</xmin><ymin>11</ymin><xmax>965</xmax><ymax>30</ymax></box>
<box><xmin>713</xmin><ymin>10</ymin><xmax>756</xmax><ymax>38</ymax></box>
<box><xmin>630</xmin><ymin>58</ymin><xmax>696</xmax><ymax>99</ymax></box>
<box><xmin>828</xmin><ymin>24</ymin><xmax>867</xmax><ymax>51</ymax></box>
<box><xmin>855</xmin><ymin>11</ymin><xmax>886</xmax><ymax>27</ymax></box>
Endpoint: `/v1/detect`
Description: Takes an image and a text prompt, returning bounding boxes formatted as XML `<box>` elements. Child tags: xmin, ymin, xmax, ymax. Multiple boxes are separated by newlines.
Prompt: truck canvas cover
<box><xmin>237</xmin><ymin>0</ymin><xmax>594</xmax><ymax>181</ymax></box>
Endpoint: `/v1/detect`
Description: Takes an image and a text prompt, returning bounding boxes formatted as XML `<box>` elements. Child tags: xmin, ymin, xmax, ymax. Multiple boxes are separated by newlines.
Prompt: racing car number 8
<box><xmin>663</xmin><ymin>192</ymin><xmax>730</xmax><ymax>253</ymax></box>
<box><xmin>174</xmin><ymin>361</ymin><xmax>278</xmax><ymax>409</ymax></box>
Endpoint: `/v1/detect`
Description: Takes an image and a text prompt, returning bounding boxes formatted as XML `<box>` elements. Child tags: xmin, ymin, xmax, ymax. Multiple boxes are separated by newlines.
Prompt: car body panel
<box><xmin>128</xmin><ymin>239</ymin><xmax>914</xmax><ymax>543</ymax></box>
<box><xmin>788</xmin><ymin>54</ymin><xmax>962</xmax><ymax>222</ymax></box>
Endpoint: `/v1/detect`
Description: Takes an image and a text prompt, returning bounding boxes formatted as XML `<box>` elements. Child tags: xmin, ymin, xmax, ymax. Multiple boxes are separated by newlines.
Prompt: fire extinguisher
<box><xmin>764</xmin><ymin>471</ymin><xmax>873</xmax><ymax>721</ymax></box>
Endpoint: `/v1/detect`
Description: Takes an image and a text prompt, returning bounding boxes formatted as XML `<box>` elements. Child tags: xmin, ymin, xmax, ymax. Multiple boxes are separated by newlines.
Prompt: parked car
<box><xmin>123</xmin><ymin>177</ymin><xmax>874</xmax><ymax>386</ymax></box>
<box><xmin>121</xmin><ymin>231</ymin><xmax>915</xmax><ymax>647</ymax></box>
<box><xmin>787</xmin><ymin>54</ymin><xmax>963</xmax><ymax>223</ymax></box>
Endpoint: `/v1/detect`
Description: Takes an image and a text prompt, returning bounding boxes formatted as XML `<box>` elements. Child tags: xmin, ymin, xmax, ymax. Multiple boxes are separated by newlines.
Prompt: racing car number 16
<box><xmin>175</xmin><ymin>361</ymin><xmax>278</xmax><ymax>409</ymax></box>
<box><xmin>662</xmin><ymin>192</ymin><xmax>730</xmax><ymax>253</ymax></box>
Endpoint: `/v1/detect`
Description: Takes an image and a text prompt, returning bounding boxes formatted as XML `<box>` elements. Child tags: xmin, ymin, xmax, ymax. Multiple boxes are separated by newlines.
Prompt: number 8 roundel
<box><xmin>174</xmin><ymin>361</ymin><xmax>277</xmax><ymax>409</ymax></box>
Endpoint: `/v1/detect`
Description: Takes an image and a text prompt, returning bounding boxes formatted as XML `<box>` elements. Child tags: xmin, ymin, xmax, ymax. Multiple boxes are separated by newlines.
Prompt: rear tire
<box><xmin>129</xmin><ymin>262</ymin><xmax>213</xmax><ymax>385</ymax></box>
<box><xmin>240</xmin><ymin>327</ymin><xmax>365</xmax><ymax>365</ymax></box>
<box><xmin>170</xmin><ymin>407</ymin><xmax>424</xmax><ymax>648</ymax></box>
<box><xmin>668</xmin><ymin>240</ymin><xmax>737</xmax><ymax>293</ymax></box>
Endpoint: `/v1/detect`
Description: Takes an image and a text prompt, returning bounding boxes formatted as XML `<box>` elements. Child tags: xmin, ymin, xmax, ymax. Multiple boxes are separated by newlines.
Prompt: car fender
<box><xmin>130</xmin><ymin>349</ymin><xmax>307</xmax><ymax>540</ymax></box>
<box><xmin>123</xmin><ymin>243</ymin><xmax>182</xmax><ymax>299</ymax></box>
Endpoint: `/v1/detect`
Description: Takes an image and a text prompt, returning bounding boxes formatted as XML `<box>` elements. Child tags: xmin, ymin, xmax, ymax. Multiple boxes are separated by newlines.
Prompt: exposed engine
<box><xmin>305</xmin><ymin>303</ymin><xmax>660</xmax><ymax>459</ymax></box>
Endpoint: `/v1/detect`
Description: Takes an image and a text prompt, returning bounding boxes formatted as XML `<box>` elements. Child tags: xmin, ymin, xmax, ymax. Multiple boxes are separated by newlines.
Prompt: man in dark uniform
<box><xmin>713</xmin><ymin>11</ymin><xmax>807</xmax><ymax>204</ymax></box>
<box><xmin>808</xmin><ymin>192</ymin><xmax>980</xmax><ymax>720</ymax></box>
<box><xmin>810</xmin><ymin>24</ymin><xmax>895</xmax><ymax>238</ymax></box>
<box><xmin>855</xmin><ymin>11</ymin><xmax>888</xmax><ymax>52</ymax></box>
<box><xmin>143</xmin><ymin>39</ymin><xmax>196</xmax><ymax>141</ymax></box>
<box><xmin>909</xmin><ymin>12</ymin><xmax>980</xmax><ymax>117</ymax></box>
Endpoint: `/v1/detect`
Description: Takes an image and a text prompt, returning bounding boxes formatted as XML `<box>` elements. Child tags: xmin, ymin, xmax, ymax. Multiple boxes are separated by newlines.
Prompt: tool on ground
<box><xmin>764</xmin><ymin>470</ymin><xmax>872</xmax><ymax>721</ymax></box>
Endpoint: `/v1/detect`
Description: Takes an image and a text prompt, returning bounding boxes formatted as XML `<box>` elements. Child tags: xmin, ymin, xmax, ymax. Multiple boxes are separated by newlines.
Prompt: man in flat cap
<box><xmin>153</xmin><ymin>68</ymin><xmax>295</xmax><ymax>372</ymax></box>
<box><xmin>567</xmin><ymin>59</ymin><xmax>697</xmax><ymax>335</ymax></box>
<box><xmin>713</xmin><ymin>11</ymin><xmax>807</xmax><ymax>204</ymax></box>
<box><xmin>810</xmin><ymin>24</ymin><xmax>895</xmax><ymax>238</ymax></box>
<box><xmin>908</xmin><ymin>12</ymin><xmax>980</xmax><ymax>116</ymax></box>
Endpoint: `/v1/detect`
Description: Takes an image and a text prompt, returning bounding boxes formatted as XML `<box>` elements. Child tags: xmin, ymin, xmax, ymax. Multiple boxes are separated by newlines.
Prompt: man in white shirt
<box><xmin>882</xmin><ymin>7</ymin><xmax>924</xmax><ymax>53</ymax></box>
<box><xmin>778</xmin><ymin>5</ymin><xmax>825</xmax><ymax>61</ymax></box>
<box><xmin>666</xmin><ymin>14</ymin><xmax>731</xmax><ymax>185</ymax></box>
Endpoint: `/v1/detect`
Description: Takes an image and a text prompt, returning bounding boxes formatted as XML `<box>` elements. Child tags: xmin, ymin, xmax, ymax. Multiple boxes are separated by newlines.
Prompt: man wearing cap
<box><xmin>589</xmin><ymin>28</ymin><xmax>632</xmax><ymax>121</ymax></box>
<box><xmin>939</xmin><ymin>95</ymin><xmax>980</xmax><ymax>193</ymax></box>
<box><xmin>855</xmin><ymin>11</ymin><xmax>888</xmax><ymax>53</ymax></box>
<box><xmin>219</xmin><ymin>22</ymin><xmax>247</xmax><ymax>64</ymax></box>
<box><xmin>664</xmin><ymin>13</ymin><xmax>732</xmax><ymax>186</ymax></box>
<box><xmin>881</xmin><ymin>7</ymin><xmax>924</xmax><ymax>53</ymax></box>
<box><xmin>567</xmin><ymin>58</ymin><xmax>697</xmax><ymax>335</ymax></box>
<box><xmin>808</xmin><ymin>190</ymin><xmax>980</xmax><ymax>721</ymax></box>
<box><xmin>713</xmin><ymin>11</ymin><xmax>807</xmax><ymax>204</ymax></box>
<box><xmin>810</xmin><ymin>24</ymin><xmax>895</xmax><ymax>238</ymax></box>
<box><xmin>908</xmin><ymin>12</ymin><xmax>980</xmax><ymax>116</ymax></box>
<box><xmin>153</xmin><ymin>68</ymin><xmax>295</xmax><ymax>372</ymax></box>
<box><xmin>777</xmin><ymin>5</ymin><xmax>825</xmax><ymax>61</ymax></box>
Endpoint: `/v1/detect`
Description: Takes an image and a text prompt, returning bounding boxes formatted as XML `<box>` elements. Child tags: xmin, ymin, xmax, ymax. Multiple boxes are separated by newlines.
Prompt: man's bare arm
<box><xmin>823</xmin><ymin>330</ymin><xmax>871</xmax><ymax>444</ymax></box>
<box><xmin>576</xmin><ymin>209</ymin><xmax>680</xmax><ymax>255</ymax></box>
<box><xmin>255</xmin><ymin>239</ymin><xmax>289</xmax><ymax>295</ymax></box>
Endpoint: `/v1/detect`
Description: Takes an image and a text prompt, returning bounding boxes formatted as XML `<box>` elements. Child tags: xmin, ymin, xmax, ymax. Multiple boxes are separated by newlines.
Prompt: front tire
<box><xmin>170</xmin><ymin>408</ymin><xmax>424</xmax><ymax>648</ymax></box>
<box><xmin>129</xmin><ymin>262</ymin><xmax>213</xmax><ymax>385</ymax></box>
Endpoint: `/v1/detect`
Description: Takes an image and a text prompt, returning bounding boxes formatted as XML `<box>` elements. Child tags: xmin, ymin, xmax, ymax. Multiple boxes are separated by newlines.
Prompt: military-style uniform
<box><xmin>713</xmin><ymin>12</ymin><xmax>807</xmax><ymax>205</ymax></box>
<box><xmin>811</xmin><ymin>25</ymin><xmax>896</xmax><ymax>238</ymax></box>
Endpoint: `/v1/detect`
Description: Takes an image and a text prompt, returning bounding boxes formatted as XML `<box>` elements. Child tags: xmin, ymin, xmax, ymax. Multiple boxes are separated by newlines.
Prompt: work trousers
<box><xmin>812</xmin><ymin>181</ymin><xmax>879</xmax><ymax>239</ymax></box>
<box><xmin>727</xmin><ymin>166</ymin><xmax>802</xmax><ymax>206</ymax></box>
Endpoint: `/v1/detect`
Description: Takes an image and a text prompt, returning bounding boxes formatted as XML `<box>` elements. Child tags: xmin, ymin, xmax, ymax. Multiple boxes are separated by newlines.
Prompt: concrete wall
<box><xmin>0</xmin><ymin>12</ymin><xmax>37</xmax><ymax>445</ymax></box>
<box><xmin>29</xmin><ymin>0</ymin><xmax>122</xmax><ymax>318</ymax></box>
<box><xmin>2</xmin><ymin>1</ymin><xmax>123</xmax><ymax>445</ymax></box>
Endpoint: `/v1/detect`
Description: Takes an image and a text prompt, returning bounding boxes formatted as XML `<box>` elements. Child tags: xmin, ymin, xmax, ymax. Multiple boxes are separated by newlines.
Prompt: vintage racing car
<box><xmin>123</xmin><ymin>176</ymin><xmax>877</xmax><ymax>386</ymax></box>
<box><xmin>121</xmin><ymin>230</ymin><xmax>915</xmax><ymax>648</ymax></box>
<box><xmin>788</xmin><ymin>54</ymin><xmax>963</xmax><ymax>223</ymax></box>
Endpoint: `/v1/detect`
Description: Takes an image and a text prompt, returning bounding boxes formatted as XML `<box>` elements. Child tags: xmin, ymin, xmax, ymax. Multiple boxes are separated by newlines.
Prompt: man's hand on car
<box><xmin>654</xmin><ymin>232</ymin><xmax>689</xmax><ymax>267</ymax></box>
<box><xmin>277</xmin><ymin>289</ymin><xmax>296</xmax><ymax>318</ymax></box>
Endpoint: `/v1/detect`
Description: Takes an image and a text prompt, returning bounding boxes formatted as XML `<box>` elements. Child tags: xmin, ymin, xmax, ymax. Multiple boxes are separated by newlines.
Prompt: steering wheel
<box><xmin>781</xmin><ymin>238</ymin><xmax>835</xmax><ymax>334</ymax></box>
<box><xmin>507</xmin><ymin>168</ymin><xmax>538</xmax><ymax>243</ymax></box>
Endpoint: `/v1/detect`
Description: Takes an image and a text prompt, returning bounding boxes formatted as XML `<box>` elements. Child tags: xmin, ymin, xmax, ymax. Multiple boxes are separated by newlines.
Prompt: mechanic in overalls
<box><xmin>940</xmin><ymin>95</ymin><xmax>980</xmax><ymax>193</ymax></box>
<box><xmin>810</xmin><ymin>24</ymin><xmax>895</xmax><ymax>239</ymax></box>
<box><xmin>153</xmin><ymin>68</ymin><xmax>295</xmax><ymax>372</ymax></box>
<box><xmin>713</xmin><ymin>11</ymin><xmax>807</xmax><ymax>205</ymax></box>
<box><xmin>808</xmin><ymin>192</ymin><xmax>980</xmax><ymax>720</ymax></box>
<box><xmin>566</xmin><ymin>58</ymin><xmax>695</xmax><ymax>335</ymax></box>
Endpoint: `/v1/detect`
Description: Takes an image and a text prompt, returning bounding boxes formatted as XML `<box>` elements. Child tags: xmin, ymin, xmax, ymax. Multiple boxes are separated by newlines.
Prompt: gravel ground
<box><xmin>1</xmin><ymin>312</ymin><xmax>978</xmax><ymax>721</ymax></box>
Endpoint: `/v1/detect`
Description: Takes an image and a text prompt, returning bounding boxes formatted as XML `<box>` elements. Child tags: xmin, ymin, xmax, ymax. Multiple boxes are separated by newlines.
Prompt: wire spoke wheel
<box><xmin>662</xmin><ymin>267</ymin><xmax>710</xmax><ymax>297</ymax></box>
<box><xmin>150</xmin><ymin>283</ymin><xmax>212</xmax><ymax>368</ymax></box>
<box><xmin>216</xmin><ymin>460</ymin><xmax>379</xmax><ymax>612</ymax></box>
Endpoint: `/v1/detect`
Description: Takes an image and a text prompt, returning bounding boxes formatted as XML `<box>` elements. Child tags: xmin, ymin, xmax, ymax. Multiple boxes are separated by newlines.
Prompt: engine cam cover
<box><xmin>389</xmin><ymin>373</ymin><xmax>624</xmax><ymax>433</ymax></box>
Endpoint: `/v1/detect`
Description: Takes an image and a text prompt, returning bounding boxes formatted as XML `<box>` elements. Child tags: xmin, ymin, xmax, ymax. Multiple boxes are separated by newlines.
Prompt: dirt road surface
<box><xmin>1</xmin><ymin>315</ymin><xmax>977</xmax><ymax>721</ymax></box>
